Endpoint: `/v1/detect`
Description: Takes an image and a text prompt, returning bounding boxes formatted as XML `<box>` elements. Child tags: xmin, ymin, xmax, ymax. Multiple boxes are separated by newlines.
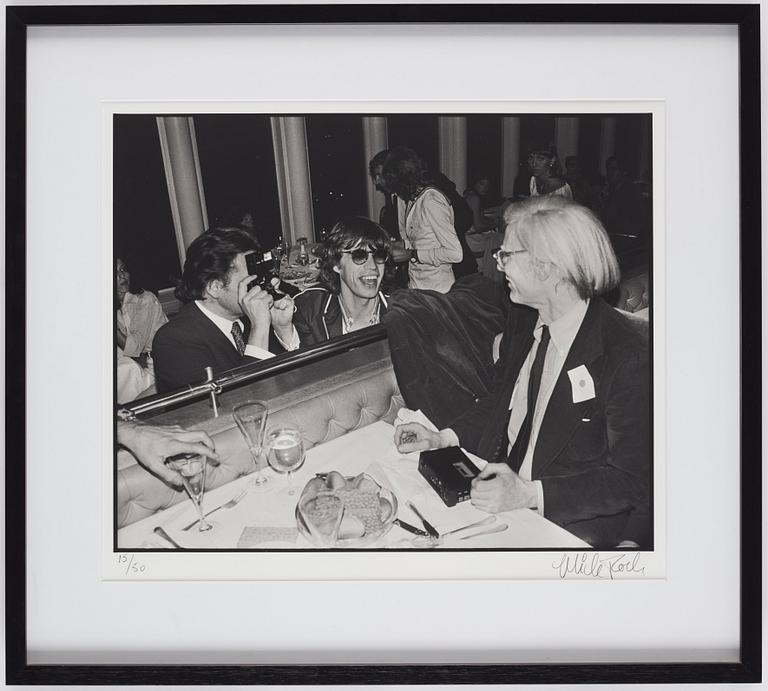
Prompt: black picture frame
<box><xmin>5</xmin><ymin>3</ymin><xmax>761</xmax><ymax>685</ymax></box>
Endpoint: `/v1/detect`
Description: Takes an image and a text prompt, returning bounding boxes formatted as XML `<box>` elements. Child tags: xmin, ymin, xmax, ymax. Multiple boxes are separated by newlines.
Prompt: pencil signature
<box><xmin>552</xmin><ymin>552</ymin><xmax>646</xmax><ymax>580</ymax></box>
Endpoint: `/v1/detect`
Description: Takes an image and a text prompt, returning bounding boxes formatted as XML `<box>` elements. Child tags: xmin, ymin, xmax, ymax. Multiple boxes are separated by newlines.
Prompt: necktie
<box><xmin>231</xmin><ymin>321</ymin><xmax>246</xmax><ymax>356</ymax></box>
<box><xmin>507</xmin><ymin>325</ymin><xmax>551</xmax><ymax>472</ymax></box>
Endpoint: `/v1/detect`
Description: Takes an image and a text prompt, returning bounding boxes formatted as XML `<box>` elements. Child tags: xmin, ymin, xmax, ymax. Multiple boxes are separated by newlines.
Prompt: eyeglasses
<box><xmin>341</xmin><ymin>247</ymin><xmax>389</xmax><ymax>265</ymax></box>
<box><xmin>493</xmin><ymin>248</ymin><xmax>527</xmax><ymax>266</ymax></box>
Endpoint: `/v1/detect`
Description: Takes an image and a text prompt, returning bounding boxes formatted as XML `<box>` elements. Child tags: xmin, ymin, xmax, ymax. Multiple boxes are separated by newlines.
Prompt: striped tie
<box><xmin>231</xmin><ymin>321</ymin><xmax>246</xmax><ymax>356</ymax></box>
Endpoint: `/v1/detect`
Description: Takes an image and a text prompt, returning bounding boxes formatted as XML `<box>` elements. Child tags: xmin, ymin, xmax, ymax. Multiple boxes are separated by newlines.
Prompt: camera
<box><xmin>245</xmin><ymin>251</ymin><xmax>282</xmax><ymax>298</ymax></box>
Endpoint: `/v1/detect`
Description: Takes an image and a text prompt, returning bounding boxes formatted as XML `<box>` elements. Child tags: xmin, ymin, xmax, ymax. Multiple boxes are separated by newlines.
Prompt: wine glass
<box><xmin>233</xmin><ymin>401</ymin><xmax>270</xmax><ymax>489</ymax></box>
<box><xmin>165</xmin><ymin>452</ymin><xmax>212</xmax><ymax>532</ymax></box>
<box><xmin>265</xmin><ymin>427</ymin><xmax>305</xmax><ymax>495</ymax></box>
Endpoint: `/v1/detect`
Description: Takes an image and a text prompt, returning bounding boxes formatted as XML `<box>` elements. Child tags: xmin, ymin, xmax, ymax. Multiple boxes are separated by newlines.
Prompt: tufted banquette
<box><xmin>117</xmin><ymin>337</ymin><xmax>403</xmax><ymax>528</ymax></box>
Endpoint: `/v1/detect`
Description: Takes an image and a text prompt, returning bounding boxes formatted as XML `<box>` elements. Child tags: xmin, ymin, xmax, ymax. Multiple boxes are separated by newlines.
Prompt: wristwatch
<box><xmin>409</xmin><ymin>248</ymin><xmax>420</xmax><ymax>264</ymax></box>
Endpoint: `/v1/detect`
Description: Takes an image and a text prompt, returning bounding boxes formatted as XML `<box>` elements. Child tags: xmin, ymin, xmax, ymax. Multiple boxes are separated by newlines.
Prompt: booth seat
<box><xmin>117</xmin><ymin>366</ymin><xmax>403</xmax><ymax>528</ymax></box>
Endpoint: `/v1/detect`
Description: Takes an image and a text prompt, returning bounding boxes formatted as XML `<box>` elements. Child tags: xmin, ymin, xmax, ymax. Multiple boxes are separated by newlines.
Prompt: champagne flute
<box><xmin>233</xmin><ymin>401</ymin><xmax>269</xmax><ymax>489</ymax></box>
<box><xmin>165</xmin><ymin>452</ymin><xmax>212</xmax><ymax>532</ymax></box>
<box><xmin>266</xmin><ymin>427</ymin><xmax>305</xmax><ymax>495</ymax></box>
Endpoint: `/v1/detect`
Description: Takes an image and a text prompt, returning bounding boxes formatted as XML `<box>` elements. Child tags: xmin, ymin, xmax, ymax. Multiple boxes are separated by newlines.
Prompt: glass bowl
<box><xmin>295</xmin><ymin>472</ymin><xmax>398</xmax><ymax>547</ymax></box>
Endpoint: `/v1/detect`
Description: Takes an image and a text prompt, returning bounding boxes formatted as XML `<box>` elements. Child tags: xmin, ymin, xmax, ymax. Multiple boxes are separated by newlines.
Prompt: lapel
<box><xmin>492</xmin><ymin>308</ymin><xmax>537</xmax><ymax>447</ymax></box>
<box><xmin>531</xmin><ymin>299</ymin><xmax>607</xmax><ymax>478</ymax></box>
<box><xmin>322</xmin><ymin>293</ymin><xmax>343</xmax><ymax>339</ymax></box>
<box><xmin>188</xmin><ymin>302</ymin><xmax>242</xmax><ymax>363</ymax></box>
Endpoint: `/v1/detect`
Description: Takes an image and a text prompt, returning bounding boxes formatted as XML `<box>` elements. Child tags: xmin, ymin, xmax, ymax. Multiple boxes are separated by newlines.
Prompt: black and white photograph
<box><xmin>114</xmin><ymin>109</ymin><xmax>657</xmax><ymax>563</ymax></box>
<box><xmin>11</xmin><ymin>1</ymin><xmax>759</xmax><ymax>681</ymax></box>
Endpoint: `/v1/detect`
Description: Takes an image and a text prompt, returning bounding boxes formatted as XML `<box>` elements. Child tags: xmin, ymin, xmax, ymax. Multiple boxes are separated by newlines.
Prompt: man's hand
<box><xmin>470</xmin><ymin>463</ymin><xmax>538</xmax><ymax>513</ymax></box>
<box><xmin>270</xmin><ymin>295</ymin><xmax>295</xmax><ymax>347</ymax></box>
<box><xmin>117</xmin><ymin>421</ymin><xmax>220</xmax><ymax>487</ymax></box>
<box><xmin>270</xmin><ymin>295</ymin><xmax>295</xmax><ymax>329</ymax></box>
<box><xmin>237</xmin><ymin>277</ymin><xmax>274</xmax><ymax>349</ymax></box>
<box><xmin>394</xmin><ymin>422</ymin><xmax>447</xmax><ymax>454</ymax></box>
<box><xmin>389</xmin><ymin>241</ymin><xmax>410</xmax><ymax>263</ymax></box>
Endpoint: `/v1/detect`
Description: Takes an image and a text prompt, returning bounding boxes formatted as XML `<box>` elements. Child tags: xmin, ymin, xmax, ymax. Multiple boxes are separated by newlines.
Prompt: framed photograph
<box><xmin>6</xmin><ymin>2</ymin><xmax>761</xmax><ymax>685</ymax></box>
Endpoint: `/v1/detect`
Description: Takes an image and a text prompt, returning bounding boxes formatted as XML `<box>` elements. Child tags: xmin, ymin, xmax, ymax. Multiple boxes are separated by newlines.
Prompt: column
<box><xmin>362</xmin><ymin>116</ymin><xmax>388</xmax><ymax>221</ymax></box>
<box><xmin>438</xmin><ymin>116</ymin><xmax>467</xmax><ymax>193</ymax></box>
<box><xmin>270</xmin><ymin>116</ymin><xmax>315</xmax><ymax>244</ymax></box>
<box><xmin>501</xmin><ymin>117</ymin><xmax>521</xmax><ymax>198</ymax></box>
<box><xmin>599</xmin><ymin>116</ymin><xmax>617</xmax><ymax>176</ymax></box>
<box><xmin>555</xmin><ymin>117</ymin><xmax>580</xmax><ymax>165</ymax></box>
<box><xmin>156</xmin><ymin>116</ymin><xmax>209</xmax><ymax>263</ymax></box>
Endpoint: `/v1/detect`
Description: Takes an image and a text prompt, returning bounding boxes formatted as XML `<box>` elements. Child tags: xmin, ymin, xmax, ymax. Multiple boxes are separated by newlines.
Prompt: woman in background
<box><xmin>527</xmin><ymin>143</ymin><xmax>573</xmax><ymax>199</ymax></box>
<box><xmin>116</xmin><ymin>257</ymin><xmax>167</xmax><ymax>360</ymax></box>
<box><xmin>116</xmin><ymin>257</ymin><xmax>167</xmax><ymax>402</ymax></box>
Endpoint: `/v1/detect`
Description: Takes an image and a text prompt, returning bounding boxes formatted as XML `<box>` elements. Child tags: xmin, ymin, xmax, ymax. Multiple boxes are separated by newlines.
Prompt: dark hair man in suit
<box><xmin>395</xmin><ymin>196</ymin><xmax>650</xmax><ymax>549</ymax></box>
<box><xmin>152</xmin><ymin>228</ymin><xmax>294</xmax><ymax>392</ymax></box>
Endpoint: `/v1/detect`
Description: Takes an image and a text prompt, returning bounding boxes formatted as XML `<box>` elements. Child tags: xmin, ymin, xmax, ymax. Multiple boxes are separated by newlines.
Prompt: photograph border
<box><xmin>6</xmin><ymin>3</ymin><xmax>762</xmax><ymax>685</ymax></box>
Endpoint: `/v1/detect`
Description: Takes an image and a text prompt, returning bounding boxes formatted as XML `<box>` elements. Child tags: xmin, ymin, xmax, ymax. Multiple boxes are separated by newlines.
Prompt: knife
<box><xmin>394</xmin><ymin>518</ymin><xmax>428</xmax><ymax>537</ymax></box>
<box><xmin>406</xmin><ymin>501</ymin><xmax>440</xmax><ymax>539</ymax></box>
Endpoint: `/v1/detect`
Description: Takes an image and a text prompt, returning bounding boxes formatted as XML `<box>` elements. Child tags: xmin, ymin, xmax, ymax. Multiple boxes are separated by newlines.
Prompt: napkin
<box><xmin>237</xmin><ymin>526</ymin><xmax>299</xmax><ymax>548</ymax></box>
<box><xmin>366</xmin><ymin>453</ymin><xmax>489</xmax><ymax>537</ymax></box>
<box><xmin>388</xmin><ymin>408</ymin><xmax>493</xmax><ymax>534</ymax></box>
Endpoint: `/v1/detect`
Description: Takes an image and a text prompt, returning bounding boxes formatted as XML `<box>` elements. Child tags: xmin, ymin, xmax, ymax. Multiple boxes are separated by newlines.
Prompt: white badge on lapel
<box><xmin>567</xmin><ymin>365</ymin><xmax>596</xmax><ymax>403</ymax></box>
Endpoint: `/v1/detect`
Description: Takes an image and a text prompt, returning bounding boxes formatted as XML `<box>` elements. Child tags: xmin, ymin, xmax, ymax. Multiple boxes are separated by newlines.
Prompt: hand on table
<box><xmin>117</xmin><ymin>421</ymin><xmax>220</xmax><ymax>486</ymax></box>
<box><xmin>470</xmin><ymin>463</ymin><xmax>537</xmax><ymax>513</ymax></box>
<box><xmin>394</xmin><ymin>422</ymin><xmax>447</xmax><ymax>454</ymax></box>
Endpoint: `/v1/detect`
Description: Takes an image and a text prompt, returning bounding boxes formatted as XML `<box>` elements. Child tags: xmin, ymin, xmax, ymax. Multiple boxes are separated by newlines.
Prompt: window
<box><xmin>194</xmin><ymin>115</ymin><xmax>282</xmax><ymax>250</ymax></box>
<box><xmin>113</xmin><ymin>116</ymin><xmax>179</xmax><ymax>293</ymax></box>
<box><xmin>305</xmin><ymin>115</ymin><xmax>367</xmax><ymax>240</ymax></box>
<box><xmin>466</xmin><ymin>115</ymin><xmax>503</xmax><ymax>205</ymax></box>
<box><xmin>387</xmin><ymin>115</ymin><xmax>440</xmax><ymax>172</ymax></box>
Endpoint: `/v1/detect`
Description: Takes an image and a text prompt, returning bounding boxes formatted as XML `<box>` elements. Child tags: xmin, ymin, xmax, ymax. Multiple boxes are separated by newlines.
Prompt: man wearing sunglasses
<box><xmin>273</xmin><ymin>217</ymin><xmax>392</xmax><ymax>349</ymax></box>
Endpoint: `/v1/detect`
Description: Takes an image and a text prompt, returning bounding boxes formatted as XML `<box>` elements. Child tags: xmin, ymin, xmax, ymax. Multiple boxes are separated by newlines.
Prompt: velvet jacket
<box><xmin>450</xmin><ymin>298</ymin><xmax>651</xmax><ymax>548</ymax></box>
<box><xmin>152</xmin><ymin>302</ymin><xmax>266</xmax><ymax>393</ymax></box>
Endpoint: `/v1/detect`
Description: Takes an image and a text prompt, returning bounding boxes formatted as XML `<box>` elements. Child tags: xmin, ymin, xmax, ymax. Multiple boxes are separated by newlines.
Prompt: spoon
<box><xmin>153</xmin><ymin>526</ymin><xmax>183</xmax><ymax>549</ymax></box>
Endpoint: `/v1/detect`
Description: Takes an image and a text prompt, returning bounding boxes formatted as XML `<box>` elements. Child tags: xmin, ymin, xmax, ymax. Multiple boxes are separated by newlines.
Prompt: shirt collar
<box><xmin>195</xmin><ymin>300</ymin><xmax>243</xmax><ymax>334</ymax></box>
<box><xmin>534</xmin><ymin>299</ymin><xmax>590</xmax><ymax>354</ymax></box>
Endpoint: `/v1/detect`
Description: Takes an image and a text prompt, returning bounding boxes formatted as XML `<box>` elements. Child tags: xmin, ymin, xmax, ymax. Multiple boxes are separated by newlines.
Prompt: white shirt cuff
<box><xmin>533</xmin><ymin>480</ymin><xmax>544</xmax><ymax>515</ymax></box>
<box><xmin>274</xmin><ymin>326</ymin><xmax>300</xmax><ymax>351</ymax></box>
<box><xmin>441</xmin><ymin>428</ymin><xmax>460</xmax><ymax>448</ymax></box>
<box><xmin>244</xmin><ymin>344</ymin><xmax>275</xmax><ymax>360</ymax></box>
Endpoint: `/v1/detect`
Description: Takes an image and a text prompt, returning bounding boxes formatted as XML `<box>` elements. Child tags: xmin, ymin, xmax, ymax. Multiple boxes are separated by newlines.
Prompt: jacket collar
<box><xmin>532</xmin><ymin>299</ymin><xmax>607</xmax><ymax>477</ymax></box>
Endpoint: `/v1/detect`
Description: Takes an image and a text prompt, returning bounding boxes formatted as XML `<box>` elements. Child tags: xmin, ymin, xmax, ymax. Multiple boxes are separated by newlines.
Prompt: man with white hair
<box><xmin>396</xmin><ymin>196</ymin><xmax>650</xmax><ymax>549</ymax></box>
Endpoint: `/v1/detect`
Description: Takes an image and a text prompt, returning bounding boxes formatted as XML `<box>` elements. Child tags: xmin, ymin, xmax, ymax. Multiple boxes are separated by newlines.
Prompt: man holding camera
<box><xmin>152</xmin><ymin>228</ymin><xmax>294</xmax><ymax>393</ymax></box>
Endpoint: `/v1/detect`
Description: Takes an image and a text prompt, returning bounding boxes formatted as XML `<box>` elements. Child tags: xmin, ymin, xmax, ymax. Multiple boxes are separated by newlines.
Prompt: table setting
<box><xmin>118</xmin><ymin>406</ymin><xmax>588</xmax><ymax>550</ymax></box>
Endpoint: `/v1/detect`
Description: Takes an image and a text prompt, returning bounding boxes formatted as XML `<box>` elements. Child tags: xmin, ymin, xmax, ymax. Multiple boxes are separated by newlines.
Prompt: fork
<box><xmin>181</xmin><ymin>489</ymin><xmax>247</xmax><ymax>531</ymax></box>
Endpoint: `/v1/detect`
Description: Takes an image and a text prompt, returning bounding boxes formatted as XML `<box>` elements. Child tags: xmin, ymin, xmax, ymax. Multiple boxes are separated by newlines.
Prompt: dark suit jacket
<box><xmin>292</xmin><ymin>289</ymin><xmax>388</xmax><ymax>347</ymax></box>
<box><xmin>152</xmin><ymin>302</ymin><xmax>262</xmax><ymax>393</ymax></box>
<box><xmin>451</xmin><ymin>298</ymin><xmax>650</xmax><ymax>548</ymax></box>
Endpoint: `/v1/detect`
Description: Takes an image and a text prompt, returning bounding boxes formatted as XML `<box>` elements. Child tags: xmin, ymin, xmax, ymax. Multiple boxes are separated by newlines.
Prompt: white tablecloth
<box><xmin>117</xmin><ymin>420</ymin><xmax>588</xmax><ymax>550</ymax></box>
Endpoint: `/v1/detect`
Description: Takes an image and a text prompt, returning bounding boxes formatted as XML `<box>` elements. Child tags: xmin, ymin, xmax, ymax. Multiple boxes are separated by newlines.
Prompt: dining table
<box><xmin>118</xmin><ymin>420</ymin><xmax>589</xmax><ymax>550</ymax></box>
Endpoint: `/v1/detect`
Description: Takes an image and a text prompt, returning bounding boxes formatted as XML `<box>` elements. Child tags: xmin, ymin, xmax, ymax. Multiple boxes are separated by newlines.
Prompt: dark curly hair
<box><xmin>175</xmin><ymin>227</ymin><xmax>258</xmax><ymax>303</ymax></box>
<box><xmin>368</xmin><ymin>149</ymin><xmax>389</xmax><ymax>176</ymax></box>
<box><xmin>381</xmin><ymin>145</ymin><xmax>434</xmax><ymax>201</ymax></box>
<box><xmin>316</xmin><ymin>217</ymin><xmax>393</xmax><ymax>294</ymax></box>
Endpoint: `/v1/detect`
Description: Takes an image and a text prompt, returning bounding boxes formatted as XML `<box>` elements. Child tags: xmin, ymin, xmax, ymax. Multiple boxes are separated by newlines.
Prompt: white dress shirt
<box><xmin>194</xmin><ymin>301</ymin><xmax>274</xmax><ymax>361</ymax></box>
<box><xmin>507</xmin><ymin>299</ymin><xmax>590</xmax><ymax>513</ymax></box>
